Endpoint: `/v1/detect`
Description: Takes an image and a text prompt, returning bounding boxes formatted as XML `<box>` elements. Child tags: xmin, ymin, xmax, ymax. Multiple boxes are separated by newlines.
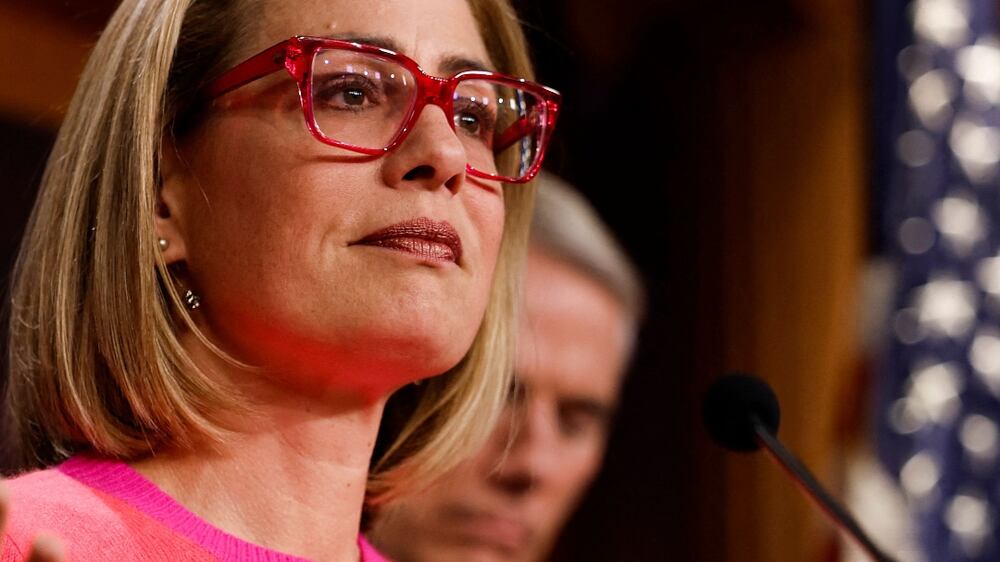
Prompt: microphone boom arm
<box><xmin>751</xmin><ymin>415</ymin><xmax>897</xmax><ymax>562</ymax></box>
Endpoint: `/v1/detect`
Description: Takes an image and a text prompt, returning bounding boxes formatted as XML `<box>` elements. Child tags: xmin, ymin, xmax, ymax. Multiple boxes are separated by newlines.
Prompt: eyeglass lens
<box><xmin>311</xmin><ymin>48</ymin><xmax>547</xmax><ymax>181</ymax></box>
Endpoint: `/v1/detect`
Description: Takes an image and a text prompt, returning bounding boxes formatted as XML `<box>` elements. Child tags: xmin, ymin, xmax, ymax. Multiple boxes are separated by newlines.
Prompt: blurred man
<box><xmin>371</xmin><ymin>173</ymin><xmax>645</xmax><ymax>562</ymax></box>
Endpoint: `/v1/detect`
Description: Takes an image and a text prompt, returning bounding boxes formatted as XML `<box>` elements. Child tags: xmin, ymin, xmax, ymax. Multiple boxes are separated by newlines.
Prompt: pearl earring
<box><xmin>158</xmin><ymin>238</ymin><xmax>170</xmax><ymax>251</ymax></box>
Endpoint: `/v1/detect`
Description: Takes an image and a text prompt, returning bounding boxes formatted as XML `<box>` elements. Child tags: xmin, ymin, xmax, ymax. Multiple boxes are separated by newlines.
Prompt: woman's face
<box><xmin>158</xmin><ymin>0</ymin><xmax>505</xmax><ymax>397</ymax></box>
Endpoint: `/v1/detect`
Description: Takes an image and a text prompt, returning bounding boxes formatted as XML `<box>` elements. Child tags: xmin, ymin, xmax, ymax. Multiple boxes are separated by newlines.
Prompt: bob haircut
<box><xmin>4</xmin><ymin>0</ymin><xmax>536</xmax><ymax>504</ymax></box>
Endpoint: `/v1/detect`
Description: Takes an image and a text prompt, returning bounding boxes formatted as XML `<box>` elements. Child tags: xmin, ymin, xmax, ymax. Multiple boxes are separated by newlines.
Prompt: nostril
<box><xmin>491</xmin><ymin>471</ymin><xmax>535</xmax><ymax>497</ymax></box>
<box><xmin>403</xmin><ymin>165</ymin><xmax>435</xmax><ymax>181</ymax></box>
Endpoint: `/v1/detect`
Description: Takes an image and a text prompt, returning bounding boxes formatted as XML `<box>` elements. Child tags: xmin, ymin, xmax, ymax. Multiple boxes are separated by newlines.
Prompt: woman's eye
<box><xmin>341</xmin><ymin>89</ymin><xmax>367</xmax><ymax>106</ymax></box>
<box><xmin>558</xmin><ymin>411</ymin><xmax>591</xmax><ymax>438</ymax></box>
<box><xmin>453</xmin><ymin>100</ymin><xmax>496</xmax><ymax>139</ymax></box>
<box><xmin>315</xmin><ymin>75</ymin><xmax>381</xmax><ymax>110</ymax></box>
<box><xmin>557</xmin><ymin>402</ymin><xmax>609</xmax><ymax>440</ymax></box>
<box><xmin>456</xmin><ymin>112</ymin><xmax>481</xmax><ymax>133</ymax></box>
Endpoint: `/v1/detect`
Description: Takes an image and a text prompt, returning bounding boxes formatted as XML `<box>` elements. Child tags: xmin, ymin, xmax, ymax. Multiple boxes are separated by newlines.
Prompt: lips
<box><xmin>353</xmin><ymin>217</ymin><xmax>463</xmax><ymax>263</ymax></box>
<box><xmin>443</xmin><ymin>505</ymin><xmax>533</xmax><ymax>553</ymax></box>
<box><xmin>461</xmin><ymin>513</ymin><xmax>530</xmax><ymax>551</ymax></box>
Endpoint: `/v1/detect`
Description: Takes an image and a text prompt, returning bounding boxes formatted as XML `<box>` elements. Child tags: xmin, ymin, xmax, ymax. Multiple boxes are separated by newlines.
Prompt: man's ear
<box><xmin>156</xmin><ymin>136</ymin><xmax>190</xmax><ymax>265</ymax></box>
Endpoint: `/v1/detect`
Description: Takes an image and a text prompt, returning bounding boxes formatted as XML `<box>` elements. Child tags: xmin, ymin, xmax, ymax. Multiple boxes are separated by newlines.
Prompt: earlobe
<box><xmin>155</xmin><ymin>137</ymin><xmax>190</xmax><ymax>265</ymax></box>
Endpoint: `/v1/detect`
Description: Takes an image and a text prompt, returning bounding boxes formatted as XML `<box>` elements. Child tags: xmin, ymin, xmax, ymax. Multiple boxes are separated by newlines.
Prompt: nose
<box><xmin>487</xmin><ymin>396</ymin><xmax>561</xmax><ymax>497</ymax></box>
<box><xmin>380</xmin><ymin>103</ymin><xmax>467</xmax><ymax>194</ymax></box>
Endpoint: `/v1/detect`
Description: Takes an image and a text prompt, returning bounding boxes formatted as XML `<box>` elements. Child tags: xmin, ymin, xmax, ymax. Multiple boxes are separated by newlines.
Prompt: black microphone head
<box><xmin>702</xmin><ymin>373</ymin><xmax>780</xmax><ymax>452</ymax></box>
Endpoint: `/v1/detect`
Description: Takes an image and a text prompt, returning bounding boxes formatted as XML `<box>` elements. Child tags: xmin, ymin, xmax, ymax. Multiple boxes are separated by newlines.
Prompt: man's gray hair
<box><xmin>530</xmin><ymin>172</ymin><xmax>646</xmax><ymax>338</ymax></box>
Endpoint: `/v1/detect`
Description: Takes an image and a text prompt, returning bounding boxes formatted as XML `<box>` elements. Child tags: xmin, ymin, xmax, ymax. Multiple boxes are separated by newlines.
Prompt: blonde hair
<box><xmin>4</xmin><ymin>0</ymin><xmax>537</xmax><ymax>505</ymax></box>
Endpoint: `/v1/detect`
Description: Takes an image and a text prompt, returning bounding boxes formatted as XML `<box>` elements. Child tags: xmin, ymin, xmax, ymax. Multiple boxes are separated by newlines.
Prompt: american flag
<box><xmin>877</xmin><ymin>0</ymin><xmax>1000</xmax><ymax>560</ymax></box>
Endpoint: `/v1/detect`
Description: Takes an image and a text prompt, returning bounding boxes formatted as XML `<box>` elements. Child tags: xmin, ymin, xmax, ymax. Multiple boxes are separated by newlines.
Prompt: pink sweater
<box><xmin>0</xmin><ymin>455</ymin><xmax>389</xmax><ymax>561</ymax></box>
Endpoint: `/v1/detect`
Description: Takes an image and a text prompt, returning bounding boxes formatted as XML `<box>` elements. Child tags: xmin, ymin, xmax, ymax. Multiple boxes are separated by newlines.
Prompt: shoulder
<box><xmin>6</xmin><ymin>464</ymin><xmax>134</xmax><ymax>521</ymax></box>
<box><xmin>4</xmin><ymin>466</ymin><xmax>106</xmax><ymax>531</ymax></box>
<box><xmin>3</xmin><ymin>466</ymin><xmax>126</xmax><ymax>558</ymax></box>
<box><xmin>3</xmin><ymin>465</ymin><xmax>214</xmax><ymax>561</ymax></box>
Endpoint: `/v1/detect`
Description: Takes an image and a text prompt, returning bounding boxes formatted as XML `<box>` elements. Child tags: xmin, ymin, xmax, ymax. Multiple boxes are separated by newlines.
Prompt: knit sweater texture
<box><xmin>1</xmin><ymin>455</ymin><xmax>388</xmax><ymax>561</ymax></box>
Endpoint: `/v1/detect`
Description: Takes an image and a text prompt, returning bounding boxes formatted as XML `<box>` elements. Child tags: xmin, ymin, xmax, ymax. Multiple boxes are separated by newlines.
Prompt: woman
<box><xmin>0</xmin><ymin>0</ymin><xmax>559</xmax><ymax>559</ymax></box>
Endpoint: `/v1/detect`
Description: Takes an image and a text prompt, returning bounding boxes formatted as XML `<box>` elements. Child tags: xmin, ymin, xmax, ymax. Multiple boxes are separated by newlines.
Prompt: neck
<box><xmin>132</xmin><ymin>332</ymin><xmax>388</xmax><ymax>562</ymax></box>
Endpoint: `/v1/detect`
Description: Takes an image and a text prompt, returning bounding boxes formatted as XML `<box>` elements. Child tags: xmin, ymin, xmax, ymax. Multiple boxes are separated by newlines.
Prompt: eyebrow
<box><xmin>562</xmin><ymin>397</ymin><xmax>616</xmax><ymax>423</ymax></box>
<box><xmin>324</xmin><ymin>34</ymin><xmax>495</xmax><ymax>75</ymax></box>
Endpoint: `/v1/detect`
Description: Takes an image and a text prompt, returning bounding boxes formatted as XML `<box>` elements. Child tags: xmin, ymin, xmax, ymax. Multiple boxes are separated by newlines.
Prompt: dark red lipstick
<box><xmin>353</xmin><ymin>218</ymin><xmax>463</xmax><ymax>263</ymax></box>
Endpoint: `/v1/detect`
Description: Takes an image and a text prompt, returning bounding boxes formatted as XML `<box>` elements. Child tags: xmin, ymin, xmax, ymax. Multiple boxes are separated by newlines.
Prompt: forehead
<box><xmin>252</xmin><ymin>0</ymin><xmax>493</xmax><ymax>74</ymax></box>
<box><xmin>516</xmin><ymin>251</ymin><xmax>630</xmax><ymax>402</ymax></box>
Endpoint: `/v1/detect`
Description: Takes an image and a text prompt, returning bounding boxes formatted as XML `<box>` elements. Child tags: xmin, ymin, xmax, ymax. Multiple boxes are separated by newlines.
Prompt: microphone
<box><xmin>702</xmin><ymin>374</ymin><xmax>896</xmax><ymax>562</ymax></box>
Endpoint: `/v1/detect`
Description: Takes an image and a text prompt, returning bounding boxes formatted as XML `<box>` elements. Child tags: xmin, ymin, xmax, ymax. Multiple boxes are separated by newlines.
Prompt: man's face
<box><xmin>373</xmin><ymin>248</ymin><xmax>633</xmax><ymax>562</ymax></box>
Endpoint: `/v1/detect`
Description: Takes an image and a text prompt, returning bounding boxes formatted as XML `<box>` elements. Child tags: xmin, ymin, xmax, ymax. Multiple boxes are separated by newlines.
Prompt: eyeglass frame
<box><xmin>203</xmin><ymin>35</ymin><xmax>562</xmax><ymax>184</ymax></box>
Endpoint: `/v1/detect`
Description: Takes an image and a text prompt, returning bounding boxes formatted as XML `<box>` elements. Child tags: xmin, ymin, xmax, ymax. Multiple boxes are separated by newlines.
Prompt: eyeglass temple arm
<box><xmin>493</xmin><ymin>116</ymin><xmax>533</xmax><ymax>153</ymax></box>
<box><xmin>493</xmin><ymin>99</ymin><xmax>558</xmax><ymax>154</ymax></box>
<box><xmin>204</xmin><ymin>42</ymin><xmax>291</xmax><ymax>99</ymax></box>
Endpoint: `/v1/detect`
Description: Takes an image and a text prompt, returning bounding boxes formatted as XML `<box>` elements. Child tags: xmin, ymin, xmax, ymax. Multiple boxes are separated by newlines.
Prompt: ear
<box><xmin>156</xmin><ymin>136</ymin><xmax>190</xmax><ymax>266</ymax></box>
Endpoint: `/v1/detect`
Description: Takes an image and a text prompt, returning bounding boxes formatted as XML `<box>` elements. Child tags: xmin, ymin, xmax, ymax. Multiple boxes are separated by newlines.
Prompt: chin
<box><xmin>372</xmin><ymin>321</ymin><xmax>479</xmax><ymax>379</ymax></box>
<box><xmin>219</xmin><ymin>284</ymin><xmax>489</xmax><ymax>393</ymax></box>
<box><xmin>370</xmin><ymin>296</ymin><xmax>485</xmax><ymax>364</ymax></box>
<box><xmin>449</xmin><ymin>550</ymin><xmax>516</xmax><ymax>562</ymax></box>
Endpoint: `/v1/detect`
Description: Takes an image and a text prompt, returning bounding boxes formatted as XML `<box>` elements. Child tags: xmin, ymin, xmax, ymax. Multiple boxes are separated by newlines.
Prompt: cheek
<box><xmin>465</xmin><ymin>188</ymin><xmax>507</xmax><ymax>282</ymax></box>
<box><xmin>177</xmin><ymin>128</ymin><xmax>377</xmax><ymax>365</ymax></box>
<box><xmin>182</xmin><ymin>116</ymin><xmax>348</xmax><ymax>250</ymax></box>
<box><xmin>554</xmin><ymin>437</ymin><xmax>607</xmax><ymax>493</ymax></box>
<box><xmin>182</xmin><ymin>133</ymin><xmax>356</xmax><ymax>300</ymax></box>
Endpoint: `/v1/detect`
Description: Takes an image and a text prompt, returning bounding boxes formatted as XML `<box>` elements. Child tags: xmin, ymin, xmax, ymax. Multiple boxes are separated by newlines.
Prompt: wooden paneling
<box><xmin>0</xmin><ymin>3</ymin><xmax>99</xmax><ymax>129</ymax></box>
<box><xmin>718</xmin><ymin>1</ymin><xmax>866</xmax><ymax>560</ymax></box>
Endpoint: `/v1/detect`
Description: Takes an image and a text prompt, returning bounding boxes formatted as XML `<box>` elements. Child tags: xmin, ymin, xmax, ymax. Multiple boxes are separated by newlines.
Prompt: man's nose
<box><xmin>488</xmin><ymin>398</ymin><xmax>562</xmax><ymax>497</ymax></box>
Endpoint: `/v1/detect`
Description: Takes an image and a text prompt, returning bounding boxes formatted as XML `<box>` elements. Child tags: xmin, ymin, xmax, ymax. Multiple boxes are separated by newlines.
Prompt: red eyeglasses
<box><xmin>205</xmin><ymin>36</ymin><xmax>562</xmax><ymax>184</ymax></box>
